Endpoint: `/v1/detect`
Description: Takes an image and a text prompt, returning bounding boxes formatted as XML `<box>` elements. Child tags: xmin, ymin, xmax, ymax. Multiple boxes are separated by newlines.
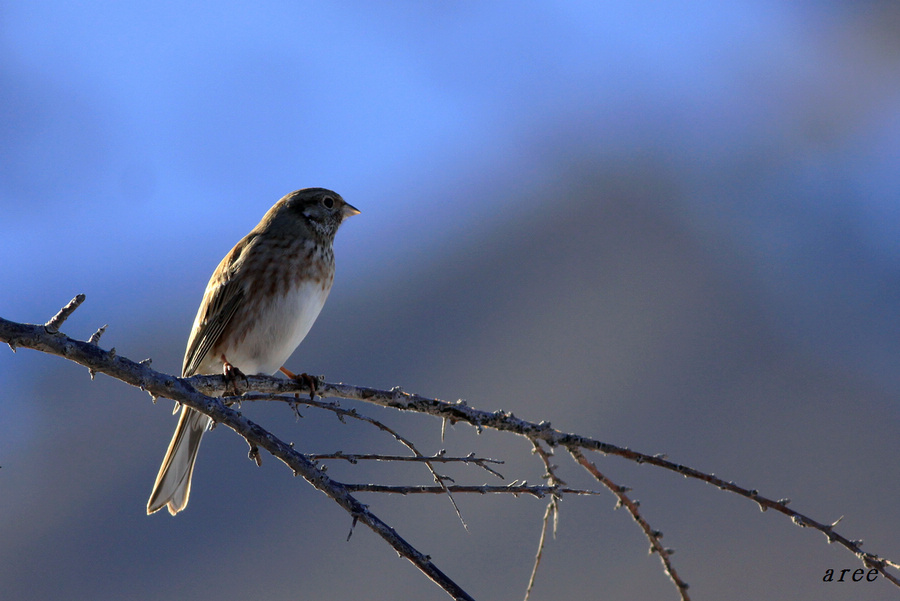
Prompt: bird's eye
<box><xmin>322</xmin><ymin>196</ymin><xmax>335</xmax><ymax>209</ymax></box>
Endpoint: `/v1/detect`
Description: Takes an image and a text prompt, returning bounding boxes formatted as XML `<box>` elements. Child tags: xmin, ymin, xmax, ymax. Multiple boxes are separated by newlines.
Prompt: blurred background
<box><xmin>2</xmin><ymin>2</ymin><xmax>900</xmax><ymax>599</ymax></box>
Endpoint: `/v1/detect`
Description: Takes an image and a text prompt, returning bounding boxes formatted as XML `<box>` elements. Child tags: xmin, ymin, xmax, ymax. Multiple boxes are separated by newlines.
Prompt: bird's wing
<box><xmin>182</xmin><ymin>236</ymin><xmax>255</xmax><ymax>377</ymax></box>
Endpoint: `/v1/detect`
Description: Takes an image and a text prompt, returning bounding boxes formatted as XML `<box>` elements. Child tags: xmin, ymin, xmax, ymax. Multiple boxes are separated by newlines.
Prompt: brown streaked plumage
<box><xmin>147</xmin><ymin>188</ymin><xmax>359</xmax><ymax>516</ymax></box>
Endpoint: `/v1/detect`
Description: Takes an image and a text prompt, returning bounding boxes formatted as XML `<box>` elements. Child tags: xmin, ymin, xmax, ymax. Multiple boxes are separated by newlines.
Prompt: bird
<box><xmin>147</xmin><ymin>187</ymin><xmax>359</xmax><ymax>516</ymax></box>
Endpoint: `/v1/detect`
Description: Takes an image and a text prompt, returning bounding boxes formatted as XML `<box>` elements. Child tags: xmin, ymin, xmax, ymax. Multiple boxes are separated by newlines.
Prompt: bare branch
<box><xmin>216</xmin><ymin>377</ymin><xmax>900</xmax><ymax>588</ymax></box>
<box><xmin>2</xmin><ymin>300</ymin><xmax>899</xmax><ymax>593</ymax></box>
<box><xmin>0</xmin><ymin>304</ymin><xmax>475</xmax><ymax>601</ymax></box>
<box><xmin>570</xmin><ymin>447</ymin><xmax>690</xmax><ymax>600</ymax></box>
<box><xmin>231</xmin><ymin>393</ymin><xmax>508</xmax><ymax>482</ymax></box>
<box><xmin>185</xmin><ymin>374</ymin><xmax>900</xmax><ymax>587</ymax></box>
<box><xmin>342</xmin><ymin>483</ymin><xmax>604</xmax><ymax>497</ymax></box>
<box><xmin>523</xmin><ymin>440</ymin><xmax>565</xmax><ymax>601</ymax></box>
<box><xmin>251</xmin><ymin>392</ymin><xmax>470</xmax><ymax>529</ymax></box>
<box><xmin>523</xmin><ymin>497</ymin><xmax>557</xmax><ymax>601</ymax></box>
<box><xmin>309</xmin><ymin>451</ymin><xmax>505</xmax><ymax>479</ymax></box>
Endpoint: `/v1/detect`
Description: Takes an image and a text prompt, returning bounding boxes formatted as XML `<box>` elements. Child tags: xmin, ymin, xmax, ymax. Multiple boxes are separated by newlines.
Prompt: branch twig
<box><xmin>309</xmin><ymin>451</ymin><xmax>505</xmax><ymax>479</ymax></box>
<box><xmin>44</xmin><ymin>294</ymin><xmax>85</xmax><ymax>334</ymax></box>
<box><xmin>570</xmin><ymin>447</ymin><xmax>690</xmax><ymax>599</ymax></box>
<box><xmin>524</xmin><ymin>499</ymin><xmax>557</xmax><ymax>601</ymax></box>
<box><xmin>273</xmin><ymin>393</ymin><xmax>470</xmax><ymax>528</ymax></box>
<box><xmin>342</xmin><ymin>483</ymin><xmax>604</xmax><ymax>497</ymax></box>
<box><xmin>523</xmin><ymin>440</ymin><xmax>564</xmax><ymax>601</ymax></box>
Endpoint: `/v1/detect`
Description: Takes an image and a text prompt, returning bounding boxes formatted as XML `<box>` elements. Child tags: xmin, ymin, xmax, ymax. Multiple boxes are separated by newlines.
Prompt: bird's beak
<box><xmin>342</xmin><ymin>202</ymin><xmax>361</xmax><ymax>219</ymax></box>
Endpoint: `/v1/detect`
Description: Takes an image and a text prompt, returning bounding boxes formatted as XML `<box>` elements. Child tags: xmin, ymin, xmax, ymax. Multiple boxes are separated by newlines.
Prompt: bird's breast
<box><xmin>225</xmin><ymin>279</ymin><xmax>332</xmax><ymax>375</ymax></box>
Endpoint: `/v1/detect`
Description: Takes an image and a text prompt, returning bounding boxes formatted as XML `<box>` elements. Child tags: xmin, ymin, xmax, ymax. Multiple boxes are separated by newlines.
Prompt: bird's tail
<box><xmin>147</xmin><ymin>407</ymin><xmax>210</xmax><ymax>515</ymax></box>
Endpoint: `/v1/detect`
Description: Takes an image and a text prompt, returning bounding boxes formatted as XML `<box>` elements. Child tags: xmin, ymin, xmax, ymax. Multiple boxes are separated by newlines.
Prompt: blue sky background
<box><xmin>2</xmin><ymin>2</ymin><xmax>900</xmax><ymax>600</ymax></box>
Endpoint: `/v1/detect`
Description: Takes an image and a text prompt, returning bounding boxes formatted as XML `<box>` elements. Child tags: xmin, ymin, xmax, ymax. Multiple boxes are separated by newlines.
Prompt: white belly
<box><xmin>226</xmin><ymin>280</ymin><xmax>331</xmax><ymax>375</ymax></box>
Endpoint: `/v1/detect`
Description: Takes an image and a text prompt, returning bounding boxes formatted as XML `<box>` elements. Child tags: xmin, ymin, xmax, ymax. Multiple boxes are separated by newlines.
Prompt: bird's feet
<box><xmin>279</xmin><ymin>366</ymin><xmax>319</xmax><ymax>400</ymax></box>
<box><xmin>222</xmin><ymin>357</ymin><xmax>249</xmax><ymax>396</ymax></box>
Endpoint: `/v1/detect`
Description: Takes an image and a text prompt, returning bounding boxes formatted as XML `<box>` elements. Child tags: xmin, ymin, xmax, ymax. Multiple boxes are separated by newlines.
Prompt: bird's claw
<box><xmin>222</xmin><ymin>359</ymin><xmax>248</xmax><ymax>395</ymax></box>
<box><xmin>279</xmin><ymin>366</ymin><xmax>319</xmax><ymax>400</ymax></box>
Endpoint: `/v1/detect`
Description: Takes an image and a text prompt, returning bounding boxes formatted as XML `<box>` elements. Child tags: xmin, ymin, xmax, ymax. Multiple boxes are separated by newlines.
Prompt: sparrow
<box><xmin>147</xmin><ymin>187</ymin><xmax>359</xmax><ymax>515</ymax></box>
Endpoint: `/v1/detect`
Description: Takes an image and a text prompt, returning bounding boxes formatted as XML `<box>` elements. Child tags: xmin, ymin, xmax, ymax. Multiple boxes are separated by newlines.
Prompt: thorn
<box><xmin>88</xmin><ymin>368</ymin><xmax>96</xmax><ymax>380</ymax></box>
<box><xmin>87</xmin><ymin>324</ymin><xmax>108</xmax><ymax>345</ymax></box>
<box><xmin>172</xmin><ymin>401</ymin><xmax>181</xmax><ymax>415</ymax></box>
<box><xmin>108</xmin><ymin>347</ymin><xmax>116</xmax><ymax>358</ymax></box>
<box><xmin>248</xmin><ymin>444</ymin><xmax>262</xmax><ymax>467</ymax></box>
<box><xmin>347</xmin><ymin>515</ymin><xmax>359</xmax><ymax>541</ymax></box>
<box><xmin>389</xmin><ymin>385</ymin><xmax>408</xmax><ymax>406</ymax></box>
<box><xmin>8</xmin><ymin>341</ymin><xmax>17</xmax><ymax>353</ymax></box>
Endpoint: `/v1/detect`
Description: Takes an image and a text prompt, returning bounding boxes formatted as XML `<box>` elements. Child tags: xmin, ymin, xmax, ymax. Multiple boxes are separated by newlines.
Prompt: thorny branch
<box><xmin>0</xmin><ymin>300</ymin><xmax>475</xmax><ymax>601</ymax></box>
<box><xmin>197</xmin><ymin>372</ymin><xmax>900</xmax><ymax>589</ymax></box>
<box><xmin>570</xmin><ymin>447</ymin><xmax>691</xmax><ymax>599</ymax></box>
<box><xmin>3</xmin><ymin>296</ymin><xmax>900</xmax><ymax>599</ymax></box>
<box><xmin>232</xmin><ymin>393</ymin><xmax>508</xmax><ymax>481</ymax></box>
<box><xmin>237</xmin><ymin>392</ymin><xmax>469</xmax><ymax>528</ymax></box>
<box><xmin>308</xmin><ymin>451</ymin><xmax>506</xmax><ymax>479</ymax></box>
<box><xmin>340</xmin><ymin>483</ymin><xmax>604</xmax><ymax>496</ymax></box>
<box><xmin>523</xmin><ymin>440</ymin><xmax>563</xmax><ymax>601</ymax></box>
